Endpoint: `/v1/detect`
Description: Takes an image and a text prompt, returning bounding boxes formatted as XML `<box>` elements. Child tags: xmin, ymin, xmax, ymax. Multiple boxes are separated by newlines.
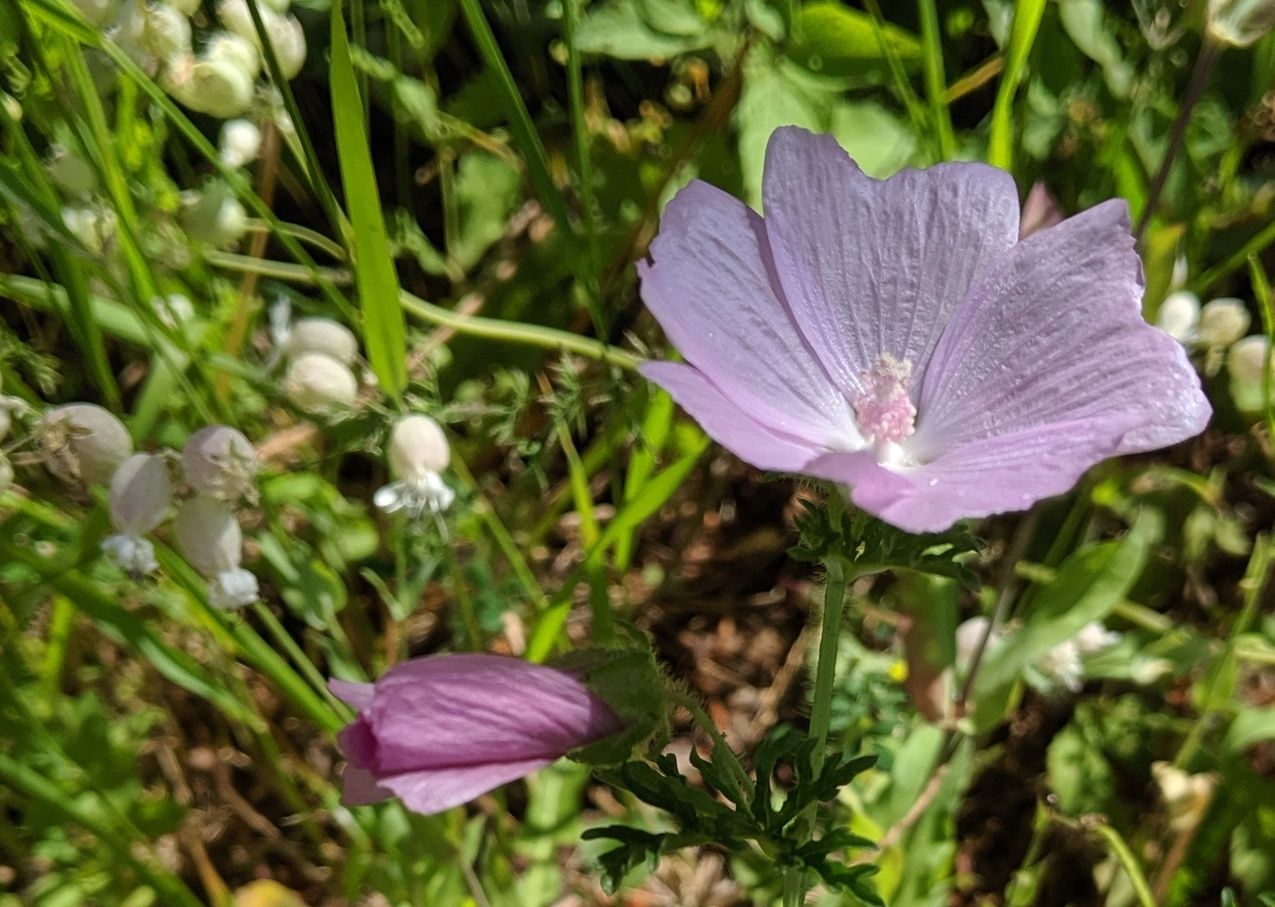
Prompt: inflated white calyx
<box><xmin>182</xmin><ymin>424</ymin><xmax>258</xmax><ymax>500</ymax></box>
<box><xmin>165</xmin><ymin>51</ymin><xmax>255</xmax><ymax>119</ymax></box>
<box><xmin>62</xmin><ymin>205</ymin><xmax>117</xmax><ymax>254</ymax></box>
<box><xmin>374</xmin><ymin>414</ymin><xmax>455</xmax><ymax>518</ymax></box>
<box><xmin>1208</xmin><ymin>0</ymin><xmax>1275</xmax><ymax>46</ymax></box>
<box><xmin>38</xmin><ymin>403</ymin><xmax>134</xmax><ymax>485</ymax></box>
<box><xmin>285</xmin><ymin>352</ymin><xmax>359</xmax><ymax>413</ymax></box>
<box><xmin>1228</xmin><ymin>335</ymin><xmax>1274</xmax><ymax>413</ymax></box>
<box><xmin>143</xmin><ymin>3</ymin><xmax>192</xmax><ymax>59</ymax></box>
<box><xmin>284</xmin><ymin>317</ymin><xmax>359</xmax><ymax>365</ymax></box>
<box><xmin>217</xmin><ymin>0</ymin><xmax>306</xmax><ymax>79</ymax></box>
<box><xmin>174</xmin><ymin>495</ymin><xmax>258</xmax><ymax>609</ymax></box>
<box><xmin>1155</xmin><ymin>290</ymin><xmax>1200</xmax><ymax>344</ymax></box>
<box><xmin>46</xmin><ymin>146</ymin><xmax>99</xmax><ymax>196</ymax></box>
<box><xmin>181</xmin><ymin>182</ymin><xmax>248</xmax><ymax>247</ymax></box>
<box><xmin>204</xmin><ymin>31</ymin><xmax>261</xmax><ymax>80</ymax></box>
<box><xmin>102</xmin><ymin>452</ymin><xmax>172</xmax><ymax>576</ymax></box>
<box><xmin>1198</xmin><ymin>297</ymin><xmax>1251</xmax><ymax>347</ymax></box>
<box><xmin>219</xmin><ymin>118</ymin><xmax>262</xmax><ymax>168</ymax></box>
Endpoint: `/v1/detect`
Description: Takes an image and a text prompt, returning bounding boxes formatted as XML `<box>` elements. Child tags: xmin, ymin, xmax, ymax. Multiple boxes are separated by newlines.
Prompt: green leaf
<box><xmin>330</xmin><ymin>4</ymin><xmax>409</xmax><ymax>399</ymax></box>
<box><xmin>575</xmin><ymin>0</ymin><xmax>711</xmax><ymax>59</ymax></box>
<box><xmin>786</xmin><ymin>3</ymin><xmax>922</xmax><ymax>78</ymax></box>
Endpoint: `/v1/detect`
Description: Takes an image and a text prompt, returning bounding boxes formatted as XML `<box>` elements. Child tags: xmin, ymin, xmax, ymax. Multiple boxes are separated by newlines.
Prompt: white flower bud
<box><xmin>62</xmin><ymin>205</ymin><xmax>117</xmax><ymax>254</ymax></box>
<box><xmin>174</xmin><ymin>495</ymin><xmax>243</xmax><ymax>576</ymax></box>
<box><xmin>204</xmin><ymin>31</ymin><xmax>261</xmax><ymax>80</ymax></box>
<box><xmin>209</xmin><ymin>567</ymin><xmax>259</xmax><ymax>609</ymax></box>
<box><xmin>216</xmin><ymin>0</ymin><xmax>304</xmax><ymax>78</ymax></box>
<box><xmin>284</xmin><ymin>352</ymin><xmax>358</xmax><ymax>413</ymax></box>
<box><xmin>217</xmin><ymin>0</ymin><xmax>255</xmax><ymax>40</ymax></box>
<box><xmin>1152</xmin><ymin>761</ymin><xmax>1216</xmax><ymax>832</ymax></box>
<box><xmin>46</xmin><ymin>146</ymin><xmax>98</xmax><ymax>196</ymax></box>
<box><xmin>284</xmin><ymin>317</ymin><xmax>359</xmax><ymax>365</ymax></box>
<box><xmin>1228</xmin><ymin>335</ymin><xmax>1274</xmax><ymax>413</ymax></box>
<box><xmin>389</xmin><ymin>414</ymin><xmax>450</xmax><ymax>478</ymax></box>
<box><xmin>181</xmin><ymin>182</ymin><xmax>248</xmax><ymax>247</ymax></box>
<box><xmin>169</xmin><ymin>0</ymin><xmax>200</xmax><ymax>14</ymax></box>
<box><xmin>1036</xmin><ymin>640</ymin><xmax>1084</xmax><ymax>693</ymax></box>
<box><xmin>375</xmin><ymin>415</ymin><xmax>455</xmax><ymax>519</ymax></box>
<box><xmin>1208</xmin><ymin>0</ymin><xmax>1275</xmax><ymax>46</ymax></box>
<box><xmin>954</xmin><ymin>616</ymin><xmax>996</xmax><ymax>668</ymax></box>
<box><xmin>182</xmin><ymin>424</ymin><xmax>258</xmax><ymax>500</ymax></box>
<box><xmin>1156</xmin><ymin>290</ymin><xmax>1200</xmax><ymax>344</ymax></box>
<box><xmin>219</xmin><ymin>118</ymin><xmax>262</xmax><ymax>168</ymax></box>
<box><xmin>1072</xmin><ymin>621</ymin><xmax>1119</xmax><ymax>656</ymax></box>
<box><xmin>1198</xmin><ymin>297</ymin><xmax>1251</xmax><ymax>347</ymax></box>
<box><xmin>153</xmin><ymin>293</ymin><xmax>194</xmax><ymax>329</ymax></box>
<box><xmin>109</xmin><ymin>452</ymin><xmax>171</xmax><ymax>535</ymax></box>
<box><xmin>38</xmin><ymin>403</ymin><xmax>134</xmax><ymax>485</ymax></box>
<box><xmin>165</xmin><ymin>52</ymin><xmax>255</xmax><ymax>118</ymax></box>
<box><xmin>144</xmin><ymin>3</ymin><xmax>191</xmax><ymax>59</ymax></box>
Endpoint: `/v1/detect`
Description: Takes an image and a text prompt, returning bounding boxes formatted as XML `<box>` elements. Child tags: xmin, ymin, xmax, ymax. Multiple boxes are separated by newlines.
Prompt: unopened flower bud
<box><xmin>182</xmin><ymin>424</ymin><xmax>258</xmax><ymax>500</ymax></box>
<box><xmin>175</xmin><ymin>495</ymin><xmax>242</xmax><ymax>576</ymax></box>
<box><xmin>38</xmin><ymin>403</ymin><xmax>134</xmax><ymax>485</ymax></box>
<box><xmin>219</xmin><ymin>118</ymin><xmax>262</xmax><ymax>168</ymax></box>
<box><xmin>102</xmin><ymin>452</ymin><xmax>171</xmax><ymax>576</ymax></box>
<box><xmin>1152</xmin><ymin>761</ymin><xmax>1216</xmax><ymax>832</ymax></box>
<box><xmin>166</xmin><ymin>52</ymin><xmax>255</xmax><ymax>118</ymax></box>
<box><xmin>1156</xmin><ymin>290</ymin><xmax>1200</xmax><ymax>344</ymax></box>
<box><xmin>374</xmin><ymin>415</ymin><xmax>454</xmax><ymax>518</ymax></box>
<box><xmin>1228</xmin><ymin>335</ymin><xmax>1274</xmax><ymax>413</ymax></box>
<box><xmin>204</xmin><ymin>31</ymin><xmax>261</xmax><ymax>80</ymax></box>
<box><xmin>62</xmin><ymin>205</ymin><xmax>117</xmax><ymax>254</ymax></box>
<box><xmin>144</xmin><ymin>3</ymin><xmax>191</xmax><ymax>59</ymax></box>
<box><xmin>169</xmin><ymin>0</ymin><xmax>200</xmax><ymax>14</ymax></box>
<box><xmin>46</xmin><ymin>146</ymin><xmax>98</xmax><ymax>196</ymax></box>
<box><xmin>285</xmin><ymin>317</ymin><xmax>359</xmax><ymax>365</ymax></box>
<box><xmin>1198</xmin><ymin>297</ymin><xmax>1251</xmax><ymax>347</ymax></box>
<box><xmin>285</xmin><ymin>352</ymin><xmax>358</xmax><ymax>413</ymax></box>
<box><xmin>1208</xmin><ymin>0</ymin><xmax>1275</xmax><ymax>47</ymax></box>
<box><xmin>955</xmin><ymin>616</ymin><xmax>998</xmax><ymax>668</ymax></box>
<box><xmin>181</xmin><ymin>182</ymin><xmax>248</xmax><ymax>247</ymax></box>
<box><xmin>109</xmin><ymin>452</ymin><xmax>172</xmax><ymax>535</ymax></box>
<box><xmin>218</xmin><ymin>0</ymin><xmax>305</xmax><ymax>78</ymax></box>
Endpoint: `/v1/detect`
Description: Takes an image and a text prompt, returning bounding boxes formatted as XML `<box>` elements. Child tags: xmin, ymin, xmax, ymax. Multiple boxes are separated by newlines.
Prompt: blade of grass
<box><xmin>917</xmin><ymin>0</ymin><xmax>956</xmax><ymax>160</ymax></box>
<box><xmin>1247</xmin><ymin>255</ymin><xmax>1275</xmax><ymax>456</ymax></box>
<box><xmin>330</xmin><ymin>2</ymin><xmax>409</xmax><ymax>400</ymax></box>
<box><xmin>987</xmin><ymin>0</ymin><xmax>1046</xmax><ymax>171</ymax></box>
<box><xmin>562</xmin><ymin>0</ymin><xmax>604</xmax><ymax>324</ymax></box>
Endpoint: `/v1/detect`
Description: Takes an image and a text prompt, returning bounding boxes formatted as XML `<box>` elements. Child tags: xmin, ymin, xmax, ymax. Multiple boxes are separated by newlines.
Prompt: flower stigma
<box><xmin>852</xmin><ymin>353</ymin><xmax>917</xmax><ymax>465</ymax></box>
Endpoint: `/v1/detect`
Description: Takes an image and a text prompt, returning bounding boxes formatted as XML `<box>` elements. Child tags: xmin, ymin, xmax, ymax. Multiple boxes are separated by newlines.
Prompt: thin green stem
<box><xmin>668</xmin><ymin>689</ymin><xmax>753</xmax><ymax>805</ymax></box>
<box><xmin>563</xmin><ymin>0</ymin><xmax>605</xmax><ymax>326</ymax></box>
<box><xmin>1137</xmin><ymin>37</ymin><xmax>1223</xmax><ymax>238</ymax></box>
<box><xmin>781</xmin><ymin>868</ymin><xmax>806</xmax><ymax>907</ymax></box>
<box><xmin>917</xmin><ymin>0</ymin><xmax>956</xmax><ymax>160</ymax></box>
<box><xmin>808</xmin><ymin>557</ymin><xmax>847</xmax><ymax>775</ymax></box>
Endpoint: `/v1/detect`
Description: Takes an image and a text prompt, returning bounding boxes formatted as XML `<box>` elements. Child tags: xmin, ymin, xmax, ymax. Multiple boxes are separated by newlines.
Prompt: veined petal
<box><xmin>371</xmin><ymin>758</ymin><xmax>555</xmax><ymax>816</ymax></box>
<box><xmin>808</xmin><ymin>419</ymin><xmax>1133</xmax><ymax>532</ymax></box>
<box><xmin>911</xmin><ymin>201</ymin><xmax>1210</xmax><ymax>461</ymax></box>
<box><xmin>639</xmin><ymin>179</ymin><xmax>855</xmax><ymax>447</ymax></box>
<box><xmin>366</xmin><ymin>654</ymin><xmax>623</xmax><ymax>774</ymax></box>
<box><xmin>329</xmin><ymin>678</ymin><xmax>375</xmax><ymax>711</ymax></box>
<box><xmin>640</xmin><ymin>362</ymin><xmax>827</xmax><ymax>472</ymax></box>
<box><xmin>762</xmin><ymin>126</ymin><xmax>1020</xmax><ymax>398</ymax></box>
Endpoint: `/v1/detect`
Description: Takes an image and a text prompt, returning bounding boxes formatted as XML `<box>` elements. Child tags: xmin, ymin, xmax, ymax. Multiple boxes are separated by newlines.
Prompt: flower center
<box><xmin>852</xmin><ymin>354</ymin><xmax>916</xmax><ymax>461</ymax></box>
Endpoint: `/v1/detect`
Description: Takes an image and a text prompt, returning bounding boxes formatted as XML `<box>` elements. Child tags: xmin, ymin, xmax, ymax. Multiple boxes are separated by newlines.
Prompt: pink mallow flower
<box><xmin>638</xmin><ymin>126</ymin><xmax>1210</xmax><ymax>532</ymax></box>
<box><xmin>329</xmin><ymin>654</ymin><xmax>626</xmax><ymax>815</ymax></box>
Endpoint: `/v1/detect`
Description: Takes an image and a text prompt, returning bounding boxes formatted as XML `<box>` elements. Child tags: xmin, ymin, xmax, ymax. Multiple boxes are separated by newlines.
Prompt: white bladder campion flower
<box><xmin>285</xmin><ymin>352</ymin><xmax>359</xmax><ymax>413</ymax></box>
<box><xmin>174</xmin><ymin>495</ymin><xmax>259</xmax><ymax>609</ymax></box>
<box><xmin>1034</xmin><ymin>621</ymin><xmax>1120</xmax><ymax>693</ymax></box>
<box><xmin>1228</xmin><ymin>335</ymin><xmax>1274</xmax><ymax>413</ymax></box>
<box><xmin>182</xmin><ymin>425</ymin><xmax>258</xmax><ymax>500</ymax></box>
<box><xmin>1208</xmin><ymin>0</ymin><xmax>1275</xmax><ymax>46</ymax></box>
<box><xmin>638</xmin><ymin>127</ymin><xmax>1210</xmax><ymax>532</ymax></box>
<box><xmin>284</xmin><ymin>317</ymin><xmax>360</xmax><ymax>365</ymax></box>
<box><xmin>1197</xmin><ymin>297</ymin><xmax>1251</xmax><ymax>348</ymax></box>
<box><xmin>219</xmin><ymin>118</ymin><xmax>262</xmax><ymax>169</ymax></box>
<box><xmin>1156</xmin><ymin>291</ymin><xmax>1201</xmax><ymax>344</ymax></box>
<box><xmin>374</xmin><ymin>414</ymin><xmax>455</xmax><ymax>518</ymax></box>
<box><xmin>181</xmin><ymin>182</ymin><xmax>248</xmax><ymax>247</ymax></box>
<box><xmin>218</xmin><ymin>0</ymin><xmax>306</xmax><ymax>79</ymax></box>
<box><xmin>102</xmin><ymin>452</ymin><xmax>172</xmax><ymax>576</ymax></box>
<box><xmin>38</xmin><ymin>403</ymin><xmax>134</xmax><ymax>486</ymax></box>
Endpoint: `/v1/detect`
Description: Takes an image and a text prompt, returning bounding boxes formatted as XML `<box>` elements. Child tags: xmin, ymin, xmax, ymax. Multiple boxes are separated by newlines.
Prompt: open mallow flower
<box><xmin>638</xmin><ymin>127</ymin><xmax>1211</xmax><ymax>533</ymax></box>
<box><xmin>329</xmin><ymin>654</ymin><xmax>626</xmax><ymax>815</ymax></box>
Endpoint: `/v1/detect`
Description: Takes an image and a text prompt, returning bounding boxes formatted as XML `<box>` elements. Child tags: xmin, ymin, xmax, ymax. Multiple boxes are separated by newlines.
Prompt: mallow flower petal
<box><xmin>808</xmin><ymin>419</ymin><xmax>1135</xmax><ymax>532</ymax></box>
<box><xmin>762</xmin><ymin>126</ymin><xmax>1020</xmax><ymax>397</ymax></box>
<box><xmin>639</xmin><ymin>179</ymin><xmax>856</xmax><ymax>448</ymax></box>
<box><xmin>366</xmin><ymin>654</ymin><xmax>623</xmax><ymax>773</ymax></box>
<box><xmin>341</xmin><ymin>765</ymin><xmax>394</xmax><ymax>806</ymax></box>
<box><xmin>911</xmin><ymin>201</ymin><xmax>1211</xmax><ymax>461</ymax></box>
<box><xmin>371</xmin><ymin>758</ymin><xmax>556</xmax><ymax>816</ymax></box>
<box><xmin>329</xmin><ymin>678</ymin><xmax>375</xmax><ymax>711</ymax></box>
<box><xmin>640</xmin><ymin>362</ymin><xmax>826</xmax><ymax>472</ymax></box>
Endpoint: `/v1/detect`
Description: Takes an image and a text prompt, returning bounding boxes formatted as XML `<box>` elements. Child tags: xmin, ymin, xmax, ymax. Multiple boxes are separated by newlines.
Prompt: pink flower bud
<box><xmin>182</xmin><ymin>425</ymin><xmax>258</xmax><ymax>500</ymax></box>
<box><xmin>38</xmin><ymin>403</ymin><xmax>134</xmax><ymax>485</ymax></box>
<box><xmin>329</xmin><ymin>654</ymin><xmax>626</xmax><ymax>815</ymax></box>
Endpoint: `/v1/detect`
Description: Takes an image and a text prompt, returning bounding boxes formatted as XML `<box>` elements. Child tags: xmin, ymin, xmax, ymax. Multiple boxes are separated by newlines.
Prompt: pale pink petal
<box><xmin>367</xmin><ymin>655</ymin><xmax>623</xmax><ymax>774</ymax></box>
<box><xmin>911</xmin><ymin>201</ymin><xmax>1210</xmax><ymax>462</ymax></box>
<box><xmin>341</xmin><ymin>765</ymin><xmax>394</xmax><ymax>806</ymax></box>
<box><xmin>639</xmin><ymin>179</ymin><xmax>857</xmax><ymax>448</ymax></box>
<box><xmin>329</xmin><ymin>679</ymin><xmax>375</xmax><ymax>711</ymax></box>
<box><xmin>372</xmin><ymin>758</ymin><xmax>555</xmax><ymax>816</ymax></box>
<box><xmin>639</xmin><ymin>362</ymin><xmax>826</xmax><ymax>472</ymax></box>
<box><xmin>808</xmin><ymin>418</ymin><xmax>1133</xmax><ymax>532</ymax></box>
<box><xmin>762</xmin><ymin>126</ymin><xmax>1020</xmax><ymax>397</ymax></box>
